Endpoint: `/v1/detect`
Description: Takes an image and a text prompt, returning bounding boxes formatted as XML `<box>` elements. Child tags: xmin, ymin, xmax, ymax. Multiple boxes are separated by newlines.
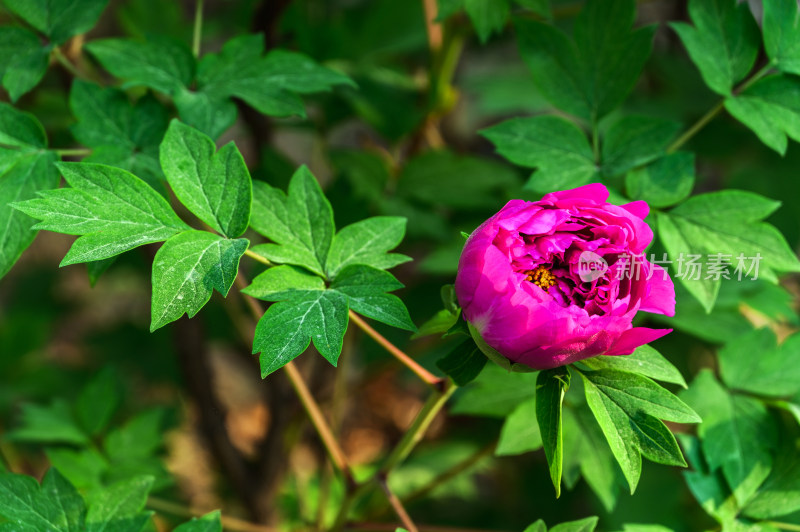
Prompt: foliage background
<box><xmin>1</xmin><ymin>0</ymin><xmax>800</xmax><ymax>531</ymax></box>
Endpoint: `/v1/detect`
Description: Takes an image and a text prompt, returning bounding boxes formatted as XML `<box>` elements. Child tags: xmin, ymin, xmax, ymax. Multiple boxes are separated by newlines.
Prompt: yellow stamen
<box><xmin>524</xmin><ymin>266</ymin><xmax>557</xmax><ymax>291</ymax></box>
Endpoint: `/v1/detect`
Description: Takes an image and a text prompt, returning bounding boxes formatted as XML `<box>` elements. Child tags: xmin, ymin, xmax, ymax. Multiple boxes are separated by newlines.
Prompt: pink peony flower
<box><xmin>455</xmin><ymin>183</ymin><xmax>675</xmax><ymax>370</ymax></box>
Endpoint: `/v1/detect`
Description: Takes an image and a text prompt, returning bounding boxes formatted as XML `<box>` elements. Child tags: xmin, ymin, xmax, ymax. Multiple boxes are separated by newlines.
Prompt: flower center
<box><xmin>525</xmin><ymin>266</ymin><xmax>557</xmax><ymax>292</ymax></box>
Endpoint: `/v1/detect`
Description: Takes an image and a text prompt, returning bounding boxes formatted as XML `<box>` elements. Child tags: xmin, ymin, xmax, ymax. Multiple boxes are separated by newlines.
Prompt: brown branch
<box><xmin>378</xmin><ymin>475</ymin><xmax>419</xmax><ymax>532</ymax></box>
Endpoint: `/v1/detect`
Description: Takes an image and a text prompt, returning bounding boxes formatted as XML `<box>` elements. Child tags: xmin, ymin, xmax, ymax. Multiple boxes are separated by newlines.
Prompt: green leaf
<box><xmin>250</xmin><ymin>167</ymin><xmax>334</xmax><ymax>276</ymax></box>
<box><xmin>252</xmin><ymin>289</ymin><xmax>348</xmax><ymax>377</ymax></box>
<box><xmin>718</xmin><ymin>328</ymin><xmax>800</xmax><ymax>397</ymax></box>
<box><xmin>578</xmin><ymin>369</ymin><xmax>699</xmax><ymax>423</ymax></box>
<box><xmin>680</xmin><ymin>434</ymin><xmax>739</xmax><ymax>524</ymax></box>
<box><xmin>670</xmin><ymin>0</ymin><xmax>760</xmax><ymax>96</ymax></box>
<box><xmin>0</xmin><ymin>150</ymin><xmax>60</xmax><ymax>279</ymax></box>
<box><xmin>4</xmin><ymin>0</ymin><xmax>110</xmax><ymax>44</ymax></box>
<box><xmin>104</xmin><ymin>409</ymin><xmax>169</xmax><ymax>461</ymax></box>
<box><xmin>496</xmin><ymin>396</ymin><xmax>542</xmax><ymax>456</ymax></box>
<box><xmin>451</xmin><ymin>364</ymin><xmax>539</xmax><ymax>418</ymax></box>
<box><xmin>580</xmin><ymin>372</ymin><xmax>643</xmax><ymax>493</ymax></box>
<box><xmin>464</xmin><ymin>0</ymin><xmax>509</xmax><ymax>43</ymax></box>
<box><xmin>7</xmin><ymin>399</ymin><xmax>88</xmax><ymax>445</ymax></box>
<box><xmin>524</xmin><ymin>521</ymin><xmax>547</xmax><ymax>532</ymax></box>
<box><xmin>46</xmin><ymin>448</ymin><xmax>108</xmax><ymax>491</ymax></box>
<box><xmin>395</xmin><ymin>150</ymin><xmax>521</xmax><ymax>209</ymax></box>
<box><xmin>515</xmin><ymin>0</ymin><xmax>654</xmax><ymax>120</ymax></box>
<box><xmin>85</xmin><ymin>37</ymin><xmax>194</xmax><ymax>95</ymax></box>
<box><xmin>0</xmin><ymin>469</ymin><xmax>86</xmax><ymax>531</ymax></box>
<box><xmin>197</xmin><ymin>35</ymin><xmax>354</xmax><ymax>118</ymax></box>
<box><xmin>725</xmin><ymin>74</ymin><xmax>800</xmax><ymax>155</ymax></box>
<box><xmin>0</xmin><ymin>28</ymin><xmax>51</xmax><ymax>102</ymax></box>
<box><xmin>0</xmin><ymin>102</ymin><xmax>47</xmax><ymax>148</ymax></box>
<box><xmin>550</xmin><ymin>517</ymin><xmax>599</xmax><ymax>532</ymax></box>
<box><xmin>243</xmin><ymin>264</ymin><xmax>325</xmax><ymax>299</ymax></box>
<box><xmin>173</xmin><ymin>88</ymin><xmax>238</xmax><ymax>139</ymax></box>
<box><xmin>681</xmin><ymin>370</ymin><xmax>777</xmax><ymax>506</ymax></box>
<box><xmin>70</xmin><ymin>81</ymin><xmax>169</xmax><ymax>190</ymax></box>
<box><xmin>743</xmin><ymin>433</ymin><xmax>800</xmax><ymax>519</ymax></box>
<box><xmin>536</xmin><ymin>366</ymin><xmax>570</xmax><ymax>496</ymax></box>
<box><xmin>159</xmin><ymin>120</ymin><xmax>252</xmax><ymax>237</ymax></box>
<box><xmin>76</xmin><ymin>368</ymin><xmax>122</xmax><ymax>436</ymax></box>
<box><xmin>625</xmin><ymin>152</ymin><xmax>695</xmax><ymax>208</ymax></box>
<box><xmin>150</xmin><ymin>231</ymin><xmax>248</xmax><ymax>331</ymax></box>
<box><xmin>762</xmin><ymin>0</ymin><xmax>800</xmax><ymax>76</ymax></box>
<box><xmin>582</xmin><ymin>345</ymin><xmax>687</xmax><ymax>388</ymax></box>
<box><xmin>413</xmin><ymin>308</ymin><xmax>459</xmax><ymax>339</ymax></box>
<box><xmin>657</xmin><ymin>190</ymin><xmax>800</xmax><ymax>312</ymax></box>
<box><xmin>481</xmin><ymin>115</ymin><xmax>596</xmax><ymax>192</ymax></box>
<box><xmin>13</xmin><ymin>162</ymin><xmax>190</xmax><ymax>265</ymax></box>
<box><xmin>173</xmin><ymin>511</ymin><xmax>222</xmax><ymax>532</ymax></box>
<box><xmin>600</xmin><ymin>116</ymin><xmax>681</xmax><ymax>177</ymax></box>
<box><xmin>326</xmin><ymin>216</ymin><xmax>410</xmax><ymax>278</ymax></box>
<box><xmin>331</xmin><ymin>265</ymin><xmax>415</xmax><ymax>331</ymax></box>
<box><xmin>85</xmin><ymin>476</ymin><xmax>153</xmax><ymax>532</ymax></box>
<box><xmin>436</xmin><ymin>339</ymin><xmax>488</xmax><ymax>387</ymax></box>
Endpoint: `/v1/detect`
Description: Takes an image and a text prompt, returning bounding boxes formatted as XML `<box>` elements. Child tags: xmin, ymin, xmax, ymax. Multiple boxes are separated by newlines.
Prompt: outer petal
<box><xmin>639</xmin><ymin>264</ymin><xmax>676</xmax><ymax>317</ymax></box>
<box><xmin>543</xmin><ymin>183</ymin><xmax>609</xmax><ymax>204</ymax></box>
<box><xmin>621</xmin><ymin>200</ymin><xmax>649</xmax><ymax>220</ymax></box>
<box><xmin>603</xmin><ymin>327</ymin><xmax>673</xmax><ymax>357</ymax></box>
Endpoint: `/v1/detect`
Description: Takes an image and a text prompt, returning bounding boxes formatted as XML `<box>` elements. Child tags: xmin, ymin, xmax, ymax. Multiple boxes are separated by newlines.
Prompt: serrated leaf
<box><xmin>150</xmin><ymin>231</ymin><xmax>248</xmax><ymax>331</ymax></box>
<box><xmin>657</xmin><ymin>190</ymin><xmax>800</xmax><ymax>312</ymax></box>
<box><xmin>600</xmin><ymin>116</ymin><xmax>681</xmax><ymax>177</ymax></box>
<box><xmin>681</xmin><ymin>370</ymin><xmax>777</xmax><ymax>506</ymax></box>
<box><xmin>159</xmin><ymin>120</ymin><xmax>252</xmax><ymax>237</ymax></box>
<box><xmin>718</xmin><ymin>328</ymin><xmax>800</xmax><ymax>397</ymax></box>
<box><xmin>670</xmin><ymin>0</ymin><xmax>759</xmax><ymax>96</ymax></box>
<box><xmin>515</xmin><ymin>0</ymin><xmax>654</xmax><ymax>120</ymax></box>
<box><xmin>481</xmin><ymin>115</ymin><xmax>596</xmax><ymax>192</ymax></box>
<box><xmin>197</xmin><ymin>35</ymin><xmax>354</xmax><ymax>118</ymax></box>
<box><xmin>582</xmin><ymin>345</ymin><xmax>687</xmax><ymax>388</ymax></box>
<box><xmin>76</xmin><ymin>368</ymin><xmax>122</xmax><ymax>436</ymax></box>
<box><xmin>250</xmin><ymin>167</ymin><xmax>334</xmax><ymax>276</ymax></box>
<box><xmin>436</xmin><ymin>339</ymin><xmax>487</xmax><ymax>387</ymax></box>
<box><xmin>762</xmin><ymin>0</ymin><xmax>800</xmax><ymax>76</ymax></box>
<box><xmin>464</xmin><ymin>0</ymin><xmax>509</xmax><ymax>43</ymax></box>
<box><xmin>725</xmin><ymin>74</ymin><xmax>800</xmax><ymax>155</ymax></box>
<box><xmin>173</xmin><ymin>510</ymin><xmax>222</xmax><ymax>532</ymax></box>
<box><xmin>4</xmin><ymin>0</ymin><xmax>109</xmax><ymax>44</ymax></box>
<box><xmin>7</xmin><ymin>399</ymin><xmax>88</xmax><ymax>445</ymax></box>
<box><xmin>0</xmin><ymin>469</ymin><xmax>86</xmax><ymax>531</ymax></box>
<box><xmin>0</xmin><ymin>28</ymin><xmax>51</xmax><ymax>102</ymax></box>
<box><xmin>626</xmin><ymin>152</ymin><xmax>695</xmax><ymax>209</ymax></box>
<box><xmin>496</xmin><ymin>396</ymin><xmax>542</xmax><ymax>456</ymax></box>
<box><xmin>331</xmin><ymin>265</ymin><xmax>415</xmax><ymax>331</ymax></box>
<box><xmin>252</xmin><ymin>290</ymin><xmax>348</xmax><ymax>376</ymax></box>
<box><xmin>0</xmin><ymin>149</ymin><xmax>60</xmax><ymax>279</ymax></box>
<box><xmin>578</xmin><ymin>369</ymin><xmax>699</xmax><ymax>423</ymax></box>
<box><xmin>326</xmin><ymin>216</ymin><xmax>410</xmax><ymax>278</ymax></box>
<box><xmin>536</xmin><ymin>366</ymin><xmax>570</xmax><ymax>496</ymax></box>
<box><xmin>395</xmin><ymin>150</ymin><xmax>521</xmax><ymax>209</ymax></box>
<box><xmin>85</xmin><ymin>37</ymin><xmax>194</xmax><ymax>95</ymax></box>
<box><xmin>85</xmin><ymin>476</ymin><xmax>153</xmax><ymax>532</ymax></box>
<box><xmin>13</xmin><ymin>162</ymin><xmax>190</xmax><ymax>265</ymax></box>
<box><xmin>0</xmin><ymin>102</ymin><xmax>47</xmax><ymax>148</ymax></box>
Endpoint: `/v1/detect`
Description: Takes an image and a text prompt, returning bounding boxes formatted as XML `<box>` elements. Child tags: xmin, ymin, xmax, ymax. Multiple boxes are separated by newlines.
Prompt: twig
<box><xmin>378</xmin><ymin>476</ymin><xmax>419</xmax><ymax>532</ymax></box>
<box><xmin>403</xmin><ymin>441</ymin><xmax>495</xmax><ymax>504</ymax></box>
<box><xmin>667</xmin><ymin>63</ymin><xmax>774</xmax><ymax>153</ymax></box>
<box><xmin>421</xmin><ymin>0</ymin><xmax>442</xmax><ymax>52</ymax></box>
<box><xmin>192</xmin><ymin>0</ymin><xmax>204</xmax><ymax>57</ymax></box>
<box><xmin>235</xmin><ymin>274</ymin><xmax>356</xmax><ymax>490</ymax></box>
<box><xmin>147</xmin><ymin>497</ymin><xmax>279</xmax><ymax>532</ymax></box>
<box><xmin>55</xmin><ymin>148</ymin><xmax>91</xmax><ymax>157</ymax></box>
<box><xmin>244</xmin><ymin>249</ymin><xmax>273</xmax><ymax>267</ymax></box>
<box><xmin>348</xmin><ymin>311</ymin><xmax>444</xmax><ymax>390</ymax></box>
<box><xmin>346</xmin><ymin>523</ymin><xmax>515</xmax><ymax>532</ymax></box>
<box><xmin>52</xmin><ymin>48</ymin><xmax>85</xmax><ymax>79</ymax></box>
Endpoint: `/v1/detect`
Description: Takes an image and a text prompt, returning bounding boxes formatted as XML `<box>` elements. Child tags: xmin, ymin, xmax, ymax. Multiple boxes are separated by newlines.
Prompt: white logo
<box><xmin>578</xmin><ymin>251</ymin><xmax>608</xmax><ymax>282</ymax></box>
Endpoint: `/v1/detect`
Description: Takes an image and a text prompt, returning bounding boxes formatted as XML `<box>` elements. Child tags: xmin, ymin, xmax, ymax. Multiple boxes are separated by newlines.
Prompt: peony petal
<box><xmin>639</xmin><ymin>263</ymin><xmax>676</xmax><ymax>317</ymax></box>
<box><xmin>603</xmin><ymin>327</ymin><xmax>672</xmax><ymax>357</ymax></box>
<box><xmin>542</xmin><ymin>183</ymin><xmax>609</xmax><ymax>204</ymax></box>
<box><xmin>621</xmin><ymin>200</ymin><xmax>649</xmax><ymax>220</ymax></box>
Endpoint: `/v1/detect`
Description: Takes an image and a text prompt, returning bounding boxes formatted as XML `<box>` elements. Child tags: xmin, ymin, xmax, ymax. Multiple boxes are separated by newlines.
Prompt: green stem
<box><xmin>329</xmin><ymin>382</ymin><xmax>457</xmax><ymax>531</ymax></box>
<box><xmin>192</xmin><ymin>0</ymin><xmax>204</xmax><ymax>57</ymax></box>
<box><xmin>55</xmin><ymin>148</ymin><xmax>91</xmax><ymax>157</ymax></box>
<box><xmin>52</xmin><ymin>48</ymin><xmax>84</xmax><ymax>79</ymax></box>
<box><xmin>667</xmin><ymin>62</ymin><xmax>774</xmax><ymax>153</ymax></box>
<box><xmin>244</xmin><ymin>248</ymin><xmax>273</xmax><ymax>267</ymax></box>
<box><xmin>380</xmin><ymin>383</ymin><xmax>457</xmax><ymax>474</ymax></box>
<box><xmin>765</xmin><ymin>522</ymin><xmax>800</xmax><ymax>532</ymax></box>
